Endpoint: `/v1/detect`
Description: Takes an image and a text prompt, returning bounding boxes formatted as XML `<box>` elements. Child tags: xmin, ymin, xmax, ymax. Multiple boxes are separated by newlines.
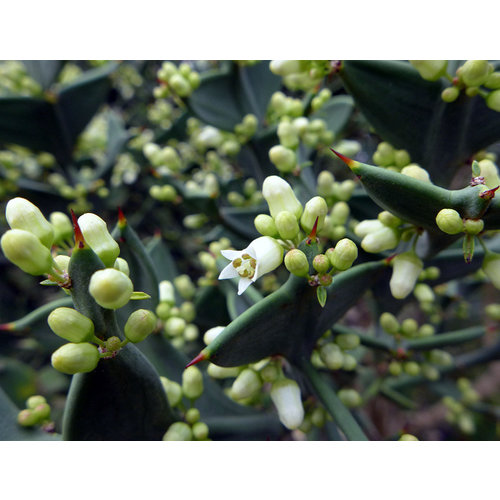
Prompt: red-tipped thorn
<box><xmin>185</xmin><ymin>351</ymin><xmax>208</xmax><ymax>368</ymax></box>
<box><xmin>480</xmin><ymin>185</ymin><xmax>500</xmax><ymax>200</ymax></box>
<box><xmin>118</xmin><ymin>207</ymin><xmax>127</xmax><ymax>225</ymax></box>
<box><xmin>306</xmin><ymin>217</ymin><xmax>319</xmax><ymax>245</ymax></box>
<box><xmin>0</xmin><ymin>323</ymin><xmax>14</xmax><ymax>331</ymax></box>
<box><xmin>330</xmin><ymin>148</ymin><xmax>355</xmax><ymax>167</ymax></box>
<box><xmin>71</xmin><ymin>209</ymin><xmax>86</xmax><ymax>249</ymax></box>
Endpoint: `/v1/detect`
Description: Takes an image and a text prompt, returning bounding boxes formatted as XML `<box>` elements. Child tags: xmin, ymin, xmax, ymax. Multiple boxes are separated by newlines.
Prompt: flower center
<box><xmin>232</xmin><ymin>253</ymin><xmax>257</xmax><ymax>279</ymax></box>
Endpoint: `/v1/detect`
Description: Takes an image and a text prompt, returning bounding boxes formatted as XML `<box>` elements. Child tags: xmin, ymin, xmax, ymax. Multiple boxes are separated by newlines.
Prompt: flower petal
<box><xmin>220</xmin><ymin>249</ymin><xmax>242</xmax><ymax>261</ymax></box>
<box><xmin>218</xmin><ymin>263</ymin><xmax>239</xmax><ymax>280</ymax></box>
<box><xmin>237</xmin><ymin>277</ymin><xmax>254</xmax><ymax>295</ymax></box>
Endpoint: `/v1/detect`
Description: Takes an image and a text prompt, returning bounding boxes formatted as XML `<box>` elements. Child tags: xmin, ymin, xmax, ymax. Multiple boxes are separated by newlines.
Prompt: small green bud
<box><xmin>300</xmin><ymin>196</ymin><xmax>328</xmax><ymax>234</ymax></box>
<box><xmin>425</xmin><ymin>266</ymin><xmax>441</xmax><ymax>281</ymax></box>
<box><xmin>164</xmin><ymin>317</ymin><xmax>186</xmax><ymax>337</ymax></box>
<box><xmin>335</xmin><ymin>333</ymin><xmax>360</xmax><ymax>350</ymax></box>
<box><xmin>429</xmin><ymin>349</ymin><xmax>453</xmax><ymax>366</ymax></box>
<box><xmin>277</xmin><ymin>121</ymin><xmax>300</xmax><ymax>149</ymax></box>
<box><xmin>169</xmin><ymin>73</ymin><xmax>191</xmax><ymax>97</ymax></box>
<box><xmin>112</xmin><ymin>257</ymin><xmax>130</xmax><ymax>277</ymax></box>
<box><xmin>409</xmin><ymin>60</ymin><xmax>447</xmax><ymax>81</ymax></box>
<box><xmin>174</xmin><ymin>274</ymin><xmax>196</xmax><ymax>300</ymax></box>
<box><xmin>207</xmin><ymin>363</ymin><xmax>240</xmax><ymax>379</ymax></box>
<box><xmin>188</xmin><ymin>72</ymin><xmax>200</xmax><ymax>90</ymax></box>
<box><xmin>17</xmin><ymin>409</ymin><xmax>38</xmax><ymax>427</ymax></box>
<box><xmin>485</xmin><ymin>89</ymin><xmax>500</xmax><ymax>112</ymax></box>
<box><xmin>269</xmin><ymin>145</ymin><xmax>297</xmax><ymax>173</ymax></box>
<box><xmin>378</xmin><ymin>211</ymin><xmax>402</xmax><ymax>228</ymax></box>
<box><xmin>418</xmin><ymin>324</ymin><xmax>435</xmax><ymax>337</ymax></box>
<box><xmin>231</xmin><ymin>368</ymin><xmax>262</xmax><ymax>400</ymax></box>
<box><xmin>463</xmin><ymin>218</ymin><xmax>484</xmax><ymax>235</ymax></box>
<box><xmin>284</xmin><ymin>249</ymin><xmax>310</xmax><ymax>277</ymax></box>
<box><xmin>185</xmin><ymin>407</ymin><xmax>201</xmax><ymax>425</ymax></box>
<box><xmin>51</xmin><ymin>342</ymin><xmax>100</xmax><ymax>374</ymax></box>
<box><xmin>160</xmin><ymin>376</ymin><xmax>183</xmax><ymax>407</ymax></box>
<box><xmin>317</xmin><ymin>170</ymin><xmax>335</xmax><ymax>198</ymax></box>
<box><xmin>388</xmin><ymin>360</ymin><xmax>402</xmax><ymax>376</ymax></box>
<box><xmin>262</xmin><ymin>176</ymin><xmax>303</xmax><ymax>220</ymax></box>
<box><xmin>124</xmin><ymin>309</ymin><xmax>157</xmax><ymax>343</ymax></box>
<box><xmin>88</xmin><ymin>268</ymin><xmax>133</xmax><ymax>310</ymax></box>
<box><xmin>482</xmin><ymin>253</ymin><xmax>500</xmax><ymax>289</ymax></box>
<box><xmin>460</xmin><ymin>60</ymin><xmax>490</xmax><ymax>87</ymax></box>
<box><xmin>401</xmin><ymin>318</ymin><xmax>419</xmax><ymax>337</ymax></box>
<box><xmin>26</xmin><ymin>395</ymin><xmax>46</xmax><ymax>409</ymax></box>
<box><xmin>330</xmin><ymin>202</ymin><xmax>350</xmax><ymax>225</ymax></box>
<box><xmin>275</xmin><ymin>210</ymin><xmax>300</xmax><ymax>240</ymax></box>
<box><xmin>484</xmin><ymin>72</ymin><xmax>500</xmax><ymax>90</ymax></box>
<box><xmin>270</xmin><ymin>377</ymin><xmax>304</xmax><ymax>430</ymax></box>
<box><xmin>163</xmin><ymin>421</ymin><xmax>192</xmax><ymax>441</ymax></box>
<box><xmin>485</xmin><ymin>303</ymin><xmax>500</xmax><ymax>320</ymax></box>
<box><xmin>259</xmin><ymin>363</ymin><xmax>279</xmax><ymax>383</ymax></box>
<box><xmin>254</xmin><ymin>214</ymin><xmax>279</xmax><ymax>238</ymax></box>
<box><xmin>192</xmin><ymin>421</ymin><xmax>209</xmax><ymax>440</ymax></box>
<box><xmin>269</xmin><ymin>60</ymin><xmax>303</xmax><ymax>76</ymax></box>
<box><xmin>50</xmin><ymin>211</ymin><xmax>73</xmax><ymax>244</ymax></box>
<box><xmin>155</xmin><ymin>302</ymin><xmax>171</xmax><ymax>320</ymax></box>
<box><xmin>78</xmin><ymin>213</ymin><xmax>120</xmax><ymax>267</ymax></box>
<box><xmin>394</xmin><ymin>149</ymin><xmax>411</xmax><ymax>168</ymax></box>
<box><xmin>310</xmin><ymin>407</ymin><xmax>326</xmax><ymax>428</ymax></box>
<box><xmin>342</xmin><ymin>353</ymin><xmax>357</xmax><ymax>371</ymax></box>
<box><xmin>312</xmin><ymin>254</ymin><xmax>330</xmax><ymax>273</ymax></box>
<box><xmin>32</xmin><ymin>402</ymin><xmax>51</xmax><ymax>421</ymax></box>
<box><xmin>203</xmin><ymin>326</ymin><xmax>225</xmax><ymax>345</ymax></box>
<box><xmin>6</xmin><ymin>197</ymin><xmax>54</xmax><ymax>248</ymax></box>
<box><xmin>399</xmin><ymin>434</ymin><xmax>419</xmax><ymax>441</ymax></box>
<box><xmin>421</xmin><ymin>364</ymin><xmax>440</xmax><ymax>381</ymax></box>
<box><xmin>441</xmin><ymin>86</ymin><xmax>460</xmax><ymax>103</ymax></box>
<box><xmin>48</xmin><ymin>307</ymin><xmax>94</xmax><ymax>343</ymax></box>
<box><xmin>414</xmin><ymin>283</ymin><xmax>435</xmax><ymax>303</ymax></box>
<box><xmin>380</xmin><ymin>312</ymin><xmax>400</xmax><ymax>335</ymax></box>
<box><xmin>1</xmin><ymin>229</ymin><xmax>54</xmax><ymax>276</ymax></box>
<box><xmin>182</xmin><ymin>365</ymin><xmax>204</xmax><ymax>400</ymax></box>
<box><xmin>328</xmin><ymin>238</ymin><xmax>358</xmax><ymax>271</ymax></box>
<box><xmin>404</xmin><ymin>361</ymin><xmax>420</xmax><ymax>376</ymax></box>
<box><xmin>338</xmin><ymin>388</ymin><xmax>362</xmax><ymax>408</ymax></box>
<box><xmin>183</xmin><ymin>324</ymin><xmax>199</xmax><ymax>342</ymax></box>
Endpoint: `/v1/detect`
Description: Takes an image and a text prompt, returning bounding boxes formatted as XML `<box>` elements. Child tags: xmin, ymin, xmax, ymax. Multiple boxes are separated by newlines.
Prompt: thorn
<box><xmin>480</xmin><ymin>185</ymin><xmax>499</xmax><ymax>200</ymax></box>
<box><xmin>329</xmin><ymin>148</ymin><xmax>356</xmax><ymax>168</ymax></box>
<box><xmin>71</xmin><ymin>210</ymin><xmax>86</xmax><ymax>249</ymax></box>
<box><xmin>118</xmin><ymin>207</ymin><xmax>127</xmax><ymax>227</ymax></box>
<box><xmin>384</xmin><ymin>254</ymin><xmax>397</xmax><ymax>265</ymax></box>
<box><xmin>306</xmin><ymin>217</ymin><xmax>319</xmax><ymax>245</ymax></box>
<box><xmin>185</xmin><ymin>351</ymin><xmax>208</xmax><ymax>368</ymax></box>
<box><xmin>0</xmin><ymin>323</ymin><xmax>14</xmax><ymax>331</ymax></box>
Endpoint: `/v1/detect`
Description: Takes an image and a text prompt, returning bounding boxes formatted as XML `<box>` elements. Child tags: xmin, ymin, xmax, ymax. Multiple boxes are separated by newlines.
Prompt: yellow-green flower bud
<box><xmin>269</xmin><ymin>60</ymin><xmax>303</xmax><ymax>76</ymax></box>
<box><xmin>463</xmin><ymin>218</ymin><xmax>484</xmax><ymax>235</ymax></box>
<box><xmin>1</xmin><ymin>229</ymin><xmax>54</xmax><ymax>275</ymax></box>
<box><xmin>203</xmin><ymin>326</ymin><xmax>225</xmax><ymax>345</ymax></box>
<box><xmin>162</xmin><ymin>421</ymin><xmax>192</xmax><ymax>441</ymax></box>
<box><xmin>403</xmin><ymin>361</ymin><xmax>420</xmax><ymax>376</ymax></box>
<box><xmin>401</xmin><ymin>165</ymin><xmax>431</xmax><ymax>183</ymax></box>
<box><xmin>160</xmin><ymin>376</ymin><xmax>183</xmax><ymax>407</ymax></box>
<box><xmin>6</xmin><ymin>197</ymin><xmax>54</xmax><ymax>248</ymax></box>
<box><xmin>254</xmin><ymin>214</ymin><xmax>279</xmax><ymax>238</ymax></box>
<box><xmin>460</xmin><ymin>60</ymin><xmax>490</xmax><ymax>87</ymax></box>
<box><xmin>124</xmin><ymin>309</ymin><xmax>157</xmax><ymax>343</ymax></box>
<box><xmin>429</xmin><ymin>349</ymin><xmax>453</xmax><ymax>366</ymax></box>
<box><xmin>185</xmin><ymin>407</ymin><xmax>200</xmax><ymax>425</ymax></box>
<box><xmin>26</xmin><ymin>395</ymin><xmax>46</xmax><ymax>409</ymax></box>
<box><xmin>380</xmin><ymin>312</ymin><xmax>400</xmax><ymax>335</ymax></box>
<box><xmin>338</xmin><ymin>388</ymin><xmax>362</xmax><ymax>408</ymax></box>
<box><xmin>164</xmin><ymin>316</ymin><xmax>186</xmax><ymax>337</ymax></box>
<box><xmin>328</xmin><ymin>238</ymin><xmax>358</xmax><ymax>271</ymax></box>
<box><xmin>399</xmin><ymin>433</ymin><xmax>419</xmax><ymax>441</ymax></box>
<box><xmin>269</xmin><ymin>145</ymin><xmax>297</xmax><ymax>173</ymax></box>
<box><xmin>335</xmin><ymin>333</ymin><xmax>360</xmax><ymax>350</ymax></box>
<box><xmin>485</xmin><ymin>303</ymin><xmax>500</xmax><ymax>321</ymax></box>
<box><xmin>435</xmin><ymin>208</ymin><xmax>464</xmax><ymax>234</ymax></box>
<box><xmin>183</xmin><ymin>324</ymin><xmax>199</xmax><ymax>342</ymax></box>
<box><xmin>486</xmin><ymin>89</ymin><xmax>500</xmax><ymax>112</ymax></box>
<box><xmin>421</xmin><ymin>363</ymin><xmax>440</xmax><ymax>381</ymax></box>
<box><xmin>182</xmin><ymin>365</ymin><xmax>203</xmax><ymax>400</ymax></box>
<box><xmin>17</xmin><ymin>409</ymin><xmax>38</xmax><ymax>427</ymax></box>
<box><xmin>478</xmin><ymin>159</ymin><xmax>500</xmax><ymax>189</ymax></box>
<box><xmin>262</xmin><ymin>175</ymin><xmax>303</xmax><ymax>220</ymax></box>
<box><xmin>277</xmin><ymin>120</ymin><xmax>300</xmax><ymax>149</ymax></box>
<box><xmin>300</xmin><ymin>196</ymin><xmax>328</xmax><ymax>234</ymax></box>
<box><xmin>113</xmin><ymin>257</ymin><xmax>130</xmax><ymax>276</ymax></box>
<box><xmin>49</xmin><ymin>211</ymin><xmax>73</xmax><ymax>245</ymax></box>
<box><xmin>284</xmin><ymin>249</ymin><xmax>310</xmax><ymax>277</ymax></box>
<box><xmin>401</xmin><ymin>318</ymin><xmax>419</xmax><ymax>337</ymax></box>
<box><xmin>231</xmin><ymin>368</ymin><xmax>262</xmax><ymax>400</ymax></box>
<box><xmin>275</xmin><ymin>210</ymin><xmax>300</xmax><ymax>240</ymax></box>
<box><xmin>361</xmin><ymin>225</ymin><xmax>399</xmax><ymax>253</ymax></box>
<box><xmin>330</xmin><ymin>202</ymin><xmax>349</xmax><ymax>225</ymax></box>
<box><xmin>88</xmin><ymin>268</ymin><xmax>133</xmax><ymax>310</ymax></box>
<box><xmin>207</xmin><ymin>363</ymin><xmax>240</xmax><ymax>379</ymax></box>
<box><xmin>319</xmin><ymin>343</ymin><xmax>344</xmax><ymax>370</ymax></box>
<box><xmin>160</xmin><ymin>146</ymin><xmax>182</xmax><ymax>171</ymax></box>
<box><xmin>270</xmin><ymin>377</ymin><xmax>304</xmax><ymax>430</ymax></box>
<box><xmin>388</xmin><ymin>360</ymin><xmax>402</xmax><ymax>376</ymax></box>
<box><xmin>484</xmin><ymin>72</ymin><xmax>500</xmax><ymax>90</ymax></box>
<box><xmin>48</xmin><ymin>307</ymin><xmax>94</xmax><ymax>343</ymax></box>
<box><xmin>192</xmin><ymin>421</ymin><xmax>209</xmax><ymax>440</ymax></box>
<box><xmin>409</xmin><ymin>60</ymin><xmax>448</xmax><ymax>81</ymax></box>
<box><xmin>51</xmin><ymin>342</ymin><xmax>100</xmax><ymax>374</ymax></box>
<box><xmin>313</xmin><ymin>254</ymin><xmax>330</xmax><ymax>273</ymax></box>
<box><xmin>159</xmin><ymin>280</ymin><xmax>176</xmax><ymax>305</ymax></box>
<box><xmin>317</xmin><ymin>170</ymin><xmax>335</xmax><ymax>198</ymax></box>
<box><xmin>174</xmin><ymin>274</ymin><xmax>196</xmax><ymax>300</ymax></box>
<box><xmin>414</xmin><ymin>283</ymin><xmax>435</xmax><ymax>303</ymax></box>
<box><xmin>441</xmin><ymin>86</ymin><xmax>460</xmax><ymax>103</ymax></box>
<box><xmin>169</xmin><ymin>73</ymin><xmax>191</xmax><ymax>97</ymax></box>
<box><xmin>78</xmin><ymin>213</ymin><xmax>120</xmax><ymax>267</ymax></box>
<box><xmin>390</xmin><ymin>252</ymin><xmax>423</xmax><ymax>300</ymax></box>
<box><xmin>482</xmin><ymin>253</ymin><xmax>500</xmax><ymax>289</ymax></box>
<box><xmin>180</xmin><ymin>302</ymin><xmax>196</xmax><ymax>323</ymax></box>
<box><xmin>32</xmin><ymin>402</ymin><xmax>51</xmax><ymax>421</ymax></box>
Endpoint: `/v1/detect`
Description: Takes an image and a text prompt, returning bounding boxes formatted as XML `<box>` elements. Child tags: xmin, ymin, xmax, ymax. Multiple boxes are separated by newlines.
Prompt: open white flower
<box><xmin>218</xmin><ymin>236</ymin><xmax>283</xmax><ymax>295</ymax></box>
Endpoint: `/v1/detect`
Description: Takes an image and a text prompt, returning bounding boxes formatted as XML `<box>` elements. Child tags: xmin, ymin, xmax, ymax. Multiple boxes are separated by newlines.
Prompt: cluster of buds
<box><xmin>316</xmin><ymin>170</ymin><xmax>356</xmax><ymax>205</ymax></box>
<box><xmin>380</xmin><ymin>312</ymin><xmax>436</xmax><ymax>340</ymax></box>
<box><xmin>0</xmin><ymin>61</ymin><xmax>42</xmax><ymax>97</ymax></box>
<box><xmin>269</xmin><ymin>60</ymin><xmax>333</xmax><ymax>92</ymax></box>
<box><xmin>156</xmin><ymin>277</ymin><xmax>199</xmax><ymax>349</ymax></box>
<box><xmin>372</xmin><ymin>141</ymin><xmax>411</xmax><ymax>171</ymax></box>
<box><xmin>154</xmin><ymin>61</ymin><xmax>201</xmax><ymax>99</ymax></box>
<box><xmin>267</xmin><ymin>91</ymin><xmax>304</xmax><ymax>122</ymax></box>
<box><xmin>17</xmin><ymin>395</ymin><xmax>53</xmax><ymax>430</ymax></box>
<box><xmin>354</xmin><ymin>210</ymin><xmax>402</xmax><ymax>254</ymax></box>
<box><xmin>312</xmin><ymin>330</ymin><xmax>361</xmax><ymax>372</ymax></box>
<box><xmin>226</xmin><ymin>178</ymin><xmax>263</xmax><ymax>208</ymax></box>
<box><xmin>442</xmin><ymin>378</ymin><xmax>481</xmax><ymax>435</ymax></box>
<box><xmin>410</xmin><ymin>60</ymin><xmax>500</xmax><ymax>112</ymax></box>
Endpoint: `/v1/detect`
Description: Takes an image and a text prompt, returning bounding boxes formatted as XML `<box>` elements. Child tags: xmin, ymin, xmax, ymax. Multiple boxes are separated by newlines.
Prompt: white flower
<box><xmin>218</xmin><ymin>236</ymin><xmax>284</xmax><ymax>295</ymax></box>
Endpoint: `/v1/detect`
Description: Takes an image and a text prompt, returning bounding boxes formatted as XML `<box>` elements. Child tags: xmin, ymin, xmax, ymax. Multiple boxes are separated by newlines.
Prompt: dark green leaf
<box><xmin>22</xmin><ymin>60</ymin><xmax>63</xmax><ymax>90</ymax></box>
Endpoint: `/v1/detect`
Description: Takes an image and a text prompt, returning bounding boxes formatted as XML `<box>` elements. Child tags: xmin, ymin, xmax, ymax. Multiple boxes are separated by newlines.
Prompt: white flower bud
<box><xmin>88</xmin><ymin>268</ymin><xmax>133</xmax><ymax>309</ymax></box>
<box><xmin>78</xmin><ymin>213</ymin><xmax>120</xmax><ymax>267</ymax></box>
<box><xmin>390</xmin><ymin>252</ymin><xmax>423</xmax><ymax>299</ymax></box>
<box><xmin>262</xmin><ymin>176</ymin><xmax>303</xmax><ymax>220</ymax></box>
<box><xmin>270</xmin><ymin>378</ymin><xmax>304</xmax><ymax>430</ymax></box>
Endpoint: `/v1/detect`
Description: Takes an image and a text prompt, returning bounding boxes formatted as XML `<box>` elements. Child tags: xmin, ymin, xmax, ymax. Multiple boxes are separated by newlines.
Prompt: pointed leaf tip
<box><xmin>330</xmin><ymin>148</ymin><xmax>359</xmax><ymax>172</ymax></box>
<box><xmin>185</xmin><ymin>351</ymin><xmax>208</xmax><ymax>368</ymax></box>
<box><xmin>118</xmin><ymin>207</ymin><xmax>127</xmax><ymax>226</ymax></box>
<box><xmin>0</xmin><ymin>323</ymin><xmax>14</xmax><ymax>331</ymax></box>
<box><xmin>306</xmin><ymin>216</ymin><xmax>319</xmax><ymax>244</ymax></box>
<box><xmin>71</xmin><ymin>210</ymin><xmax>86</xmax><ymax>249</ymax></box>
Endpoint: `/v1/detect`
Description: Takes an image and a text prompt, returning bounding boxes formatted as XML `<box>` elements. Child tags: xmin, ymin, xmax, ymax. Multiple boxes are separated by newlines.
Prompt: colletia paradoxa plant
<box><xmin>1</xmin><ymin>60</ymin><xmax>499</xmax><ymax>442</ymax></box>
